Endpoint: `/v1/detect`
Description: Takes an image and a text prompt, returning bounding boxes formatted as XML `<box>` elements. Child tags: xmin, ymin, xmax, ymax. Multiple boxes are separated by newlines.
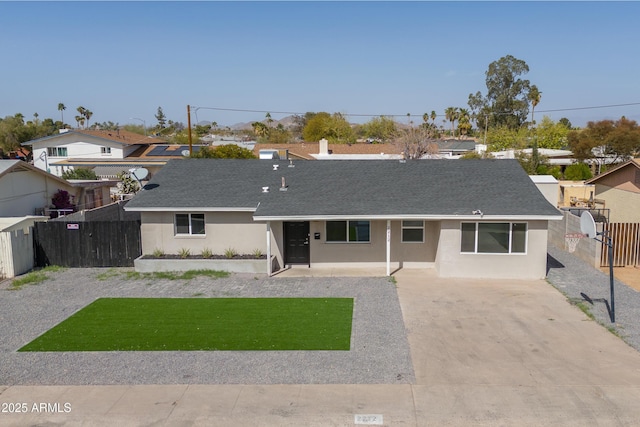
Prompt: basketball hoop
<box><xmin>564</xmin><ymin>233</ymin><xmax>587</xmax><ymax>253</ymax></box>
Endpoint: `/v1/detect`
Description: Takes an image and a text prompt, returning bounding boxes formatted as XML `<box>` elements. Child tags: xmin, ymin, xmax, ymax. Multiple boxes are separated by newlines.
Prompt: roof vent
<box><xmin>273</xmin><ymin>164</ymin><xmax>279</xmax><ymax>171</ymax></box>
<box><xmin>262</xmin><ymin>186</ymin><xmax>269</xmax><ymax>193</ymax></box>
<box><xmin>288</xmin><ymin>159</ymin><xmax>295</xmax><ymax>168</ymax></box>
<box><xmin>279</xmin><ymin>176</ymin><xmax>288</xmax><ymax>192</ymax></box>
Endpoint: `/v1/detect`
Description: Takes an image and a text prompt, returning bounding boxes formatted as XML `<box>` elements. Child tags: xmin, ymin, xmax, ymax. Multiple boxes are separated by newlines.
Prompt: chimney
<box><xmin>319</xmin><ymin>138</ymin><xmax>329</xmax><ymax>155</ymax></box>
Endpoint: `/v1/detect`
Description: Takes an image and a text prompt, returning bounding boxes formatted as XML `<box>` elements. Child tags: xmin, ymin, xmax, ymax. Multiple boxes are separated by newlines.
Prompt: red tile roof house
<box><xmin>125</xmin><ymin>158</ymin><xmax>562</xmax><ymax>280</ymax></box>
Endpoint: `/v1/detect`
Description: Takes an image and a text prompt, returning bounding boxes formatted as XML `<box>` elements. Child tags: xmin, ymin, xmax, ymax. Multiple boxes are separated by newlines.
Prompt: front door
<box><xmin>284</xmin><ymin>221</ymin><xmax>310</xmax><ymax>265</ymax></box>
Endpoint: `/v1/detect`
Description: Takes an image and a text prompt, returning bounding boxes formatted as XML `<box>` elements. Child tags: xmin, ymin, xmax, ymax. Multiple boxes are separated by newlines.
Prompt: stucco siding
<box><xmin>306</xmin><ymin>220</ymin><xmax>437</xmax><ymax>267</ymax></box>
<box><xmin>595</xmin><ymin>185</ymin><xmax>640</xmax><ymax>223</ymax></box>
<box><xmin>0</xmin><ymin>169</ymin><xmax>74</xmax><ymax>217</ymax></box>
<box><xmin>140</xmin><ymin>211</ymin><xmax>266</xmax><ymax>256</ymax></box>
<box><xmin>435</xmin><ymin>220</ymin><xmax>549</xmax><ymax>280</ymax></box>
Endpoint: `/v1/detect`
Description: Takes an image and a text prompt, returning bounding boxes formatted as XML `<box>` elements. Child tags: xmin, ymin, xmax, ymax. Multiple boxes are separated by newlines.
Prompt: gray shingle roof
<box><xmin>125</xmin><ymin>159</ymin><xmax>562</xmax><ymax>219</ymax></box>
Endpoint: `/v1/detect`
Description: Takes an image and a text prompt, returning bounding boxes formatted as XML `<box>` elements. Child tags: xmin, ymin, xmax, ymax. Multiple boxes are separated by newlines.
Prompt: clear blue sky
<box><xmin>1</xmin><ymin>1</ymin><xmax>639</xmax><ymax>129</ymax></box>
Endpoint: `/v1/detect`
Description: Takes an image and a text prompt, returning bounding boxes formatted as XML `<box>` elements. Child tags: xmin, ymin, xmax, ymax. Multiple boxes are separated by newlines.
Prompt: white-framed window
<box><xmin>326</xmin><ymin>220</ymin><xmax>370</xmax><ymax>243</ymax></box>
<box><xmin>47</xmin><ymin>147</ymin><xmax>68</xmax><ymax>157</ymax></box>
<box><xmin>402</xmin><ymin>220</ymin><xmax>424</xmax><ymax>243</ymax></box>
<box><xmin>461</xmin><ymin>222</ymin><xmax>527</xmax><ymax>254</ymax></box>
<box><xmin>175</xmin><ymin>213</ymin><xmax>205</xmax><ymax>235</ymax></box>
<box><xmin>101</xmin><ymin>146</ymin><xmax>112</xmax><ymax>155</ymax></box>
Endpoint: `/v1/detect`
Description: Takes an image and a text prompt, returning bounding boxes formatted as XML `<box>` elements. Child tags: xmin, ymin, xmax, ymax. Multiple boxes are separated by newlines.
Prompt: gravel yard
<box><xmin>0</xmin><ymin>269</ymin><xmax>415</xmax><ymax>386</ymax></box>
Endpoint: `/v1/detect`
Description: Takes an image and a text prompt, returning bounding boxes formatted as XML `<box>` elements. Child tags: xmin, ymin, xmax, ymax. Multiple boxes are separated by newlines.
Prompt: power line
<box><xmin>191</xmin><ymin>102</ymin><xmax>640</xmax><ymax>120</ymax></box>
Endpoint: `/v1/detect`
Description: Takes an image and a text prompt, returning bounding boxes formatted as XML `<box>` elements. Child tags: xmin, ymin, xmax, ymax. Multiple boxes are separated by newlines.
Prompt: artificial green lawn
<box><xmin>19</xmin><ymin>298</ymin><xmax>353</xmax><ymax>352</ymax></box>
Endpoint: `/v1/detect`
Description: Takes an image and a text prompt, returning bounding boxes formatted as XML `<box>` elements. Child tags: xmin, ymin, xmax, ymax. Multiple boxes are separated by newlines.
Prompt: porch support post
<box><xmin>386</xmin><ymin>220</ymin><xmax>391</xmax><ymax>276</ymax></box>
<box><xmin>266</xmin><ymin>221</ymin><xmax>272</xmax><ymax>276</ymax></box>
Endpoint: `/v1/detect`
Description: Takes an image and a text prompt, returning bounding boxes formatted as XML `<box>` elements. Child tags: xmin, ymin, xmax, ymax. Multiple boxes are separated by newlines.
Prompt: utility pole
<box><xmin>187</xmin><ymin>105</ymin><xmax>193</xmax><ymax>156</ymax></box>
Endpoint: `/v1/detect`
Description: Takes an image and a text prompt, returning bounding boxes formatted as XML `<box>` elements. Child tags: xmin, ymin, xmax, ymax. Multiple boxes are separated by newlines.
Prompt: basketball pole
<box><xmin>596</xmin><ymin>229</ymin><xmax>615</xmax><ymax>323</ymax></box>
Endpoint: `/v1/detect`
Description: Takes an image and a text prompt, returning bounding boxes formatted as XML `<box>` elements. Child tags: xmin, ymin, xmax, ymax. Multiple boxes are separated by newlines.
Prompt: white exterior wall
<box><xmin>435</xmin><ymin>220</ymin><xmax>550</xmax><ymax>280</ymax></box>
<box><xmin>0</xmin><ymin>228</ymin><xmax>34</xmax><ymax>278</ymax></box>
<box><xmin>0</xmin><ymin>169</ymin><xmax>75</xmax><ymax>216</ymax></box>
<box><xmin>30</xmin><ymin>133</ymin><xmax>128</xmax><ymax>177</ymax></box>
<box><xmin>140</xmin><ymin>211</ymin><xmax>266</xmax><ymax>256</ymax></box>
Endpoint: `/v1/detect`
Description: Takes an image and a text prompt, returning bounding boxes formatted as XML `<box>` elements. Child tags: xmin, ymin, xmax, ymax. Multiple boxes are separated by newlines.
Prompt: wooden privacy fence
<box><xmin>600</xmin><ymin>222</ymin><xmax>640</xmax><ymax>267</ymax></box>
<box><xmin>33</xmin><ymin>221</ymin><xmax>141</xmax><ymax>268</ymax></box>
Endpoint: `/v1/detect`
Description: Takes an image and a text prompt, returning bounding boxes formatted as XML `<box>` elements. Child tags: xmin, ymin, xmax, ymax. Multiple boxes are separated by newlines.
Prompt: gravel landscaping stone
<box><xmin>547</xmin><ymin>244</ymin><xmax>640</xmax><ymax>352</ymax></box>
<box><xmin>0</xmin><ymin>269</ymin><xmax>415</xmax><ymax>386</ymax></box>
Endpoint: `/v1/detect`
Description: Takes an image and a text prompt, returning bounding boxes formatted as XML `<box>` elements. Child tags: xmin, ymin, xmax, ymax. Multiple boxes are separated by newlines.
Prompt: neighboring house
<box><xmin>491</xmin><ymin>148</ymin><xmax>575</xmax><ymax>167</ymax></box>
<box><xmin>0</xmin><ymin>160</ymin><xmax>113</xmax><ymax>216</ymax></box>
<box><xmin>21</xmin><ymin>129</ymin><xmax>166</xmax><ymax>178</ymax></box>
<box><xmin>585</xmin><ymin>158</ymin><xmax>640</xmax><ymax>223</ymax></box>
<box><xmin>125</xmin><ymin>158</ymin><xmax>561</xmax><ymax>280</ymax></box>
<box><xmin>255</xmin><ymin>138</ymin><xmax>479</xmax><ymax>161</ymax></box>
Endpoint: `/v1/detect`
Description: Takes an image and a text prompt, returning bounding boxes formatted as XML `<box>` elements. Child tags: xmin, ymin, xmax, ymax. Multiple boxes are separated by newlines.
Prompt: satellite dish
<box><xmin>580</xmin><ymin>211</ymin><xmax>597</xmax><ymax>239</ymax></box>
<box><xmin>130</xmin><ymin>167</ymin><xmax>149</xmax><ymax>181</ymax></box>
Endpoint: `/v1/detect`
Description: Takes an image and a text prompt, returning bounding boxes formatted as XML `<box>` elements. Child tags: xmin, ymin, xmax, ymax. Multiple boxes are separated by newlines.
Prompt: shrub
<box><xmin>252</xmin><ymin>248</ymin><xmax>264</xmax><ymax>258</ymax></box>
<box><xmin>62</xmin><ymin>168</ymin><xmax>98</xmax><ymax>180</ymax></box>
<box><xmin>178</xmin><ymin>248</ymin><xmax>191</xmax><ymax>259</ymax></box>
<box><xmin>564</xmin><ymin>163</ymin><xmax>593</xmax><ymax>180</ymax></box>
<box><xmin>224</xmin><ymin>248</ymin><xmax>237</xmax><ymax>259</ymax></box>
<box><xmin>201</xmin><ymin>248</ymin><xmax>213</xmax><ymax>259</ymax></box>
<box><xmin>152</xmin><ymin>248</ymin><xmax>164</xmax><ymax>257</ymax></box>
<box><xmin>51</xmin><ymin>189</ymin><xmax>74</xmax><ymax>209</ymax></box>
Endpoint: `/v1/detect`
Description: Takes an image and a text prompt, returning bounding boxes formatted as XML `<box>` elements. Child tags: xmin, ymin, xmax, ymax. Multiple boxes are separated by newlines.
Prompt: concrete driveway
<box><xmin>3</xmin><ymin>269</ymin><xmax>640</xmax><ymax>426</ymax></box>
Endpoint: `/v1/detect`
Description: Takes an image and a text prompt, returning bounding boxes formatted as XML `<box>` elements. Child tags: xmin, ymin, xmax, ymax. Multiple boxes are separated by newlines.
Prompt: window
<box><xmin>402</xmin><ymin>220</ymin><xmax>424</xmax><ymax>242</ymax></box>
<box><xmin>101</xmin><ymin>146</ymin><xmax>112</xmax><ymax>155</ymax></box>
<box><xmin>175</xmin><ymin>213</ymin><xmax>205</xmax><ymax>235</ymax></box>
<box><xmin>326</xmin><ymin>220</ymin><xmax>370</xmax><ymax>242</ymax></box>
<box><xmin>461</xmin><ymin>222</ymin><xmax>527</xmax><ymax>254</ymax></box>
<box><xmin>47</xmin><ymin>147</ymin><xmax>68</xmax><ymax>157</ymax></box>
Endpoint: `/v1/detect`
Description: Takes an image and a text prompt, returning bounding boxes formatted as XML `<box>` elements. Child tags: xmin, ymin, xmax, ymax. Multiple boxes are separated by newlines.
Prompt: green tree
<box><xmin>62</xmin><ymin>168</ymin><xmax>98</xmax><ymax>180</ymax></box>
<box><xmin>536</xmin><ymin>116</ymin><xmax>569</xmax><ymax>149</ymax></box>
<box><xmin>358</xmin><ymin>116</ymin><xmax>397</xmax><ymax>142</ymax></box>
<box><xmin>192</xmin><ymin>144</ymin><xmax>256</xmax><ymax>159</ymax></box>
<box><xmin>564</xmin><ymin>163</ymin><xmax>593</xmax><ymax>180</ymax></box>
<box><xmin>302</xmin><ymin>112</ymin><xmax>355</xmax><ymax>143</ymax></box>
<box><xmin>76</xmin><ymin>107</ymin><xmax>87</xmax><ymax>128</ymax></box>
<box><xmin>559</xmin><ymin>117</ymin><xmax>572</xmax><ymax>130</ymax></box>
<box><xmin>485</xmin><ymin>126</ymin><xmax>528</xmax><ymax>151</ymax></box>
<box><xmin>84</xmin><ymin>109</ymin><xmax>93</xmax><ymax>128</ymax></box>
<box><xmin>155</xmin><ymin>107</ymin><xmax>167</xmax><ymax>129</ymax></box>
<box><xmin>468</xmin><ymin>55</ymin><xmax>533</xmax><ymax>130</ymax></box>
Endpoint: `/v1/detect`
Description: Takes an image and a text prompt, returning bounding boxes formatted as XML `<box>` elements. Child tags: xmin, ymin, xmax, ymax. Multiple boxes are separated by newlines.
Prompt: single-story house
<box><xmin>124</xmin><ymin>158</ymin><xmax>562</xmax><ymax>280</ymax></box>
<box><xmin>585</xmin><ymin>158</ymin><xmax>640</xmax><ymax>222</ymax></box>
<box><xmin>0</xmin><ymin>160</ymin><xmax>114</xmax><ymax>217</ymax></box>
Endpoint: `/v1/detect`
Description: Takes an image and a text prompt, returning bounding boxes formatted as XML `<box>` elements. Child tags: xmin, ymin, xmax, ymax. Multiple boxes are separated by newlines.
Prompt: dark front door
<box><xmin>284</xmin><ymin>221</ymin><xmax>310</xmax><ymax>265</ymax></box>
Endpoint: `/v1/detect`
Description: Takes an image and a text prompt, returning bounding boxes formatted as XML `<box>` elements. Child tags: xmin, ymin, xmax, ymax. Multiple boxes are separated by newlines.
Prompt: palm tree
<box><xmin>444</xmin><ymin>107</ymin><xmax>458</xmax><ymax>138</ymax></box>
<box><xmin>422</xmin><ymin>113</ymin><xmax>429</xmax><ymax>125</ymax></box>
<box><xmin>430</xmin><ymin>110</ymin><xmax>437</xmax><ymax>125</ymax></box>
<box><xmin>528</xmin><ymin>85</ymin><xmax>542</xmax><ymax>126</ymax></box>
<box><xmin>265</xmin><ymin>112</ymin><xmax>273</xmax><ymax>128</ymax></box>
<box><xmin>457</xmin><ymin>108</ymin><xmax>472</xmax><ymax>138</ymax></box>
<box><xmin>76</xmin><ymin>107</ymin><xmax>86</xmax><ymax>128</ymax></box>
<box><xmin>84</xmin><ymin>109</ymin><xmax>93</xmax><ymax>128</ymax></box>
<box><xmin>57</xmin><ymin>103</ymin><xmax>66</xmax><ymax>126</ymax></box>
<box><xmin>33</xmin><ymin>112</ymin><xmax>39</xmax><ymax>126</ymax></box>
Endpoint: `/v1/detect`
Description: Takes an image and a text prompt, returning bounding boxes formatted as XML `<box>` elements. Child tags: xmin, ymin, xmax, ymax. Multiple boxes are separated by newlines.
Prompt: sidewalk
<box><xmin>3</xmin><ymin>260</ymin><xmax>640</xmax><ymax>425</ymax></box>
